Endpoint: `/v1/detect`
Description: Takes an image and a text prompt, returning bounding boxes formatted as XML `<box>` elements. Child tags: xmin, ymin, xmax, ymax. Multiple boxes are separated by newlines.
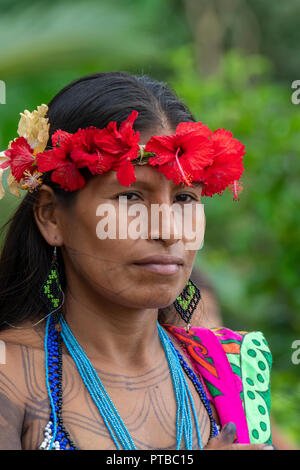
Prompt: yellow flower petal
<box><xmin>7</xmin><ymin>168</ymin><xmax>21</xmax><ymax>198</ymax></box>
<box><xmin>0</xmin><ymin>149</ymin><xmax>10</xmax><ymax>165</ymax></box>
<box><xmin>0</xmin><ymin>168</ymin><xmax>6</xmax><ymax>200</ymax></box>
<box><xmin>17</xmin><ymin>103</ymin><xmax>50</xmax><ymax>155</ymax></box>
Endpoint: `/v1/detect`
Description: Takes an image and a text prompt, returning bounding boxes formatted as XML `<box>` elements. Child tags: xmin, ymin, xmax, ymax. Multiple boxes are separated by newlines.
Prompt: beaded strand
<box><xmin>173</xmin><ymin>348</ymin><xmax>219</xmax><ymax>439</ymax></box>
<box><xmin>40</xmin><ymin>314</ymin><xmax>77</xmax><ymax>450</ymax></box>
<box><xmin>162</xmin><ymin>330</ymin><xmax>219</xmax><ymax>439</ymax></box>
<box><xmin>40</xmin><ymin>314</ymin><xmax>219</xmax><ymax>450</ymax></box>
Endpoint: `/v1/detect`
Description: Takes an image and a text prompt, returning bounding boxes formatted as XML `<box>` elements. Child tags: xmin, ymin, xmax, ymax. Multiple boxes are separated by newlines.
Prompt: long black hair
<box><xmin>0</xmin><ymin>71</ymin><xmax>197</xmax><ymax>331</ymax></box>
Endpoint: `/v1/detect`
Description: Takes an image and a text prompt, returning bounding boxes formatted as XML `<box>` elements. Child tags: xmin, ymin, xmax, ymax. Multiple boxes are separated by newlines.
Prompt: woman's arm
<box><xmin>0</xmin><ymin>384</ymin><xmax>23</xmax><ymax>449</ymax></box>
<box><xmin>0</xmin><ymin>342</ymin><xmax>27</xmax><ymax>450</ymax></box>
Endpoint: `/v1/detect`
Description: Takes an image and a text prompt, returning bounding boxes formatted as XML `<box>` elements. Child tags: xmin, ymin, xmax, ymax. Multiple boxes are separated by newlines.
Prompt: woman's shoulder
<box><xmin>0</xmin><ymin>322</ymin><xmax>45</xmax><ymax>406</ymax></box>
<box><xmin>0</xmin><ymin>323</ymin><xmax>46</xmax><ymax>449</ymax></box>
<box><xmin>164</xmin><ymin>323</ymin><xmax>272</xmax><ymax>377</ymax></box>
<box><xmin>205</xmin><ymin>327</ymin><xmax>272</xmax><ymax>389</ymax></box>
<box><xmin>0</xmin><ymin>321</ymin><xmax>45</xmax><ymax>350</ymax></box>
<box><xmin>163</xmin><ymin>323</ymin><xmax>271</xmax><ymax>353</ymax></box>
<box><xmin>206</xmin><ymin>326</ymin><xmax>272</xmax><ymax>353</ymax></box>
<box><xmin>204</xmin><ymin>326</ymin><xmax>272</xmax><ymax>376</ymax></box>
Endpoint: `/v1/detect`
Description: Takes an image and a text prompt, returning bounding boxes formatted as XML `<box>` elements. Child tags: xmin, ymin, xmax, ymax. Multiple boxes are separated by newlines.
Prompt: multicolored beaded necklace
<box><xmin>39</xmin><ymin>311</ymin><xmax>218</xmax><ymax>450</ymax></box>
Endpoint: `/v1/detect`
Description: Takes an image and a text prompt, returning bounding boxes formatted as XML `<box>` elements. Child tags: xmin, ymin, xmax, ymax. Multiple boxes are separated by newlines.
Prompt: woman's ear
<box><xmin>33</xmin><ymin>184</ymin><xmax>63</xmax><ymax>247</ymax></box>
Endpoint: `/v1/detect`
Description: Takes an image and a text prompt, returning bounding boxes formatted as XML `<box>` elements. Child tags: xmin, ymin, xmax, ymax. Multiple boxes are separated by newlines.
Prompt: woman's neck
<box><xmin>62</xmin><ymin>285</ymin><xmax>164</xmax><ymax>374</ymax></box>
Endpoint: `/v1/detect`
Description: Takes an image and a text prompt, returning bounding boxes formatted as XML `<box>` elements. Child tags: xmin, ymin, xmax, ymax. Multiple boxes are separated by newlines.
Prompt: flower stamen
<box><xmin>175</xmin><ymin>147</ymin><xmax>192</xmax><ymax>186</ymax></box>
<box><xmin>21</xmin><ymin>169</ymin><xmax>43</xmax><ymax>192</ymax></box>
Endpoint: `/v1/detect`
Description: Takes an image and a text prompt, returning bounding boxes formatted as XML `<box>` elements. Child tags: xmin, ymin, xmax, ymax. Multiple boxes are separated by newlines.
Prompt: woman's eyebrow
<box><xmin>127</xmin><ymin>181</ymin><xmax>154</xmax><ymax>189</ymax></box>
<box><xmin>104</xmin><ymin>180</ymin><xmax>155</xmax><ymax>192</ymax></box>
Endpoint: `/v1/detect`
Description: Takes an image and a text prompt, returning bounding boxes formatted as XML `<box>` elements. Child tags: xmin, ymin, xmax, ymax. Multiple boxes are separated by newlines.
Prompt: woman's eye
<box><xmin>175</xmin><ymin>194</ymin><xmax>196</xmax><ymax>202</ymax></box>
<box><xmin>117</xmin><ymin>192</ymin><xmax>140</xmax><ymax>201</ymax></box>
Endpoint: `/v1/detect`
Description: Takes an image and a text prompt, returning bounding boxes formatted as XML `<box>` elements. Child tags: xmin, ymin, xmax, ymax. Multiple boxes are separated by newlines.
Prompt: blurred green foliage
<box><xmin>0</xmin><ymin>0</ymin><xmax>299</xmax><ymax>447</ymax></box>
<box><xmin>171</xmin><ymin>46</ymin><xmax>300</xmax><ymax>341</ymax></box>
<box><xmin>248</xmin><ymin>0</ymin><xmax>300</xmax><ymax>82</ymax></box>
<box><xmin>170</xmin><ymin>46</ymin><xmax>300</xmax><ymax>444</ymax></box>
<box><xmin>271</xmin><ymin>371</ymin><xmax>300</xmax><ymax>445</ymax></box>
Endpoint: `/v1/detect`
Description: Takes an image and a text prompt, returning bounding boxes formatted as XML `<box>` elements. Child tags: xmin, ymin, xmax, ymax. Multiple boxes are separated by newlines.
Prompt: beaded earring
<box><xmin>39</xmin><ymin>246</ymin><xmax>64</xmax><ymax>328</ymax></box>
<box><xmin>173</xmin><ymin>279</ymin><xmax>201</xmax><ymax>332</ymax></box>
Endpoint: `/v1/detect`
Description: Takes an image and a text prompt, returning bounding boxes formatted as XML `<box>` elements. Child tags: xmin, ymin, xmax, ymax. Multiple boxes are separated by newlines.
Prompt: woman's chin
<box><xmin>131</xmin><ymin>295</ymin><xmax>179</xmax><ymax>311</ymax></box>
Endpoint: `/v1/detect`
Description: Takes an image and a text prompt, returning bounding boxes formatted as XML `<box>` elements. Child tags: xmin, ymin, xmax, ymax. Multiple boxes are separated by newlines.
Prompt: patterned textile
<box><xmin>163</xmin><ymin>325</ymin><xmax>272</xmax><ymax>445</ymax></box>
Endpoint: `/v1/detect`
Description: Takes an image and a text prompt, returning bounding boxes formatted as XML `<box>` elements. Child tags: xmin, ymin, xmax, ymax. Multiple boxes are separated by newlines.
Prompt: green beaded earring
<box><xmin>40</xmin><ymin>246</ymin><xmax>64</xmax><ymax>324</ymax></box>
<box><xmin>173</xmin><ymin>279</ymin><xmax>201</xmax><ymax>332</ymax></box>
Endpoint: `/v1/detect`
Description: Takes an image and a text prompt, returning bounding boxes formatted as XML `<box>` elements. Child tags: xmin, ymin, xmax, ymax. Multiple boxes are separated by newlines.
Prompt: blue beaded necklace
<box><xmin>41</xmin><ymin>313</ymin><xmax>218</xmax><ymax>450</ymax></box>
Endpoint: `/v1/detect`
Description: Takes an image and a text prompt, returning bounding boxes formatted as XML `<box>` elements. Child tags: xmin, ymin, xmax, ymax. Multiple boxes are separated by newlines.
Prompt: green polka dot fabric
<box><xmin>216</xmin><ymin>329</ymin><xmax>273</xmax><ymax>444</ymax></box>
<box><xmin>166</xmin><ymin>325</ymin><xmax>272</xmax><ymax>444</ymax></box>
<box><xmin>240</xmin><ymin>332</ymin><xmax>272</xmax><ymax>444</ymax></box>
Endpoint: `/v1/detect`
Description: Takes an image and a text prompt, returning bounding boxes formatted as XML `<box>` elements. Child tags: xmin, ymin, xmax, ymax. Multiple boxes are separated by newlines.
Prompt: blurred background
<box><xmin>0</xmin><ymin>0</ymin><xmax>299</xmax><ymax>446</ymax></box>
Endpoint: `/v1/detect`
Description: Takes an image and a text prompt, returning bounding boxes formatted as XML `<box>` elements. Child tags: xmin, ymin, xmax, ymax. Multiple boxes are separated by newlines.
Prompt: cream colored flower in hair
<box><xmin>17</xmin><ymin>103</ymin><xmax>50</xmax><ymax>155</ymax></box>
<box><xmin>0</xmin><ymin>151</ymin><xmax>22</xmax><ymax>199</ymax></box>
<box><xmin>7</xmin><ymin>168</ymin><xmax>22</xmax><ymax>198</ymax></box>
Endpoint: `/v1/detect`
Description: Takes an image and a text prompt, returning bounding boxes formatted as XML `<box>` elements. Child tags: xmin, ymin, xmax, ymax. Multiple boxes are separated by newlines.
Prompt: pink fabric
<box><xmin>164</xmin><ymin>325</ymin><xmax>250</xmax><ymax>443</ymax></box>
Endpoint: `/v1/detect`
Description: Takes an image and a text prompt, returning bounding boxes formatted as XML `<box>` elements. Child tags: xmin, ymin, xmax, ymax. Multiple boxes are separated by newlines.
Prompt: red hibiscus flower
<box><xmin>195</xmin><ymin>129</ymin><xmax>245</xmax><ymax>198</ymax></box>
<box><xmin>94</xmin><ymin>110</ymin><xmax>140</xmax><ymax>186</ymax></box>
<box><xmin>52</xmin><ymin>130</ymin><xmax>73</xmax><ymax>148</ymax></box>
<box><xmin>1</xmin><ymin>137</ymin><xmax>35</xmax><ymax>182</ymax></box>
<box><xmin>145</xmin><ymin>121</ymin><xmax>214</xmax><ymax>187</ymax></box>
<box><xmin>36</xmin><ymin>130</ymin><xmax>85</xmax><ymax>191</ymax></box>
<box><xmin>50</xmin><ymin>161</ymin><xmax>86</xmax><ymax>191</ymax></box>
<box><xmin>36</xmin><ymin>130</ymin><xmax>73</xmax><ymax>172</ymax></box>
<box><xmin>71</xmin><ymin>127</ymin><xmax>113</xmax><ymax>175</ymax></box>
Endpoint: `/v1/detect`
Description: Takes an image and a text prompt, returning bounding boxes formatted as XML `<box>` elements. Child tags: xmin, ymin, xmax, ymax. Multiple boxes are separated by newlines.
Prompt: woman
<box><xmin>0</xmin><ymin>72</ymin><xmax>274</xmax><ymax>450</ymax></box>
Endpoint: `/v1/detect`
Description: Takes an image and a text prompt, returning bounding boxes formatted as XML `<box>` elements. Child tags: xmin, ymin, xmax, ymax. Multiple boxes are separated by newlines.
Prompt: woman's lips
<box><xmin>134</xmin><ymin>263</ymin><xmax>180</xmax><ymax>274</ymax></box>
<box><xmin>132</xmin><ymin>255</ymin><xmax>184</xmax><ymax>275</ymax></box>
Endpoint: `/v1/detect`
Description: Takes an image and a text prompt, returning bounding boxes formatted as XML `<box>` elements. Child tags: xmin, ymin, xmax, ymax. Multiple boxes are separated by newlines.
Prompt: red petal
<box><xmin>211</xmin><ymin>129</ymin><xmax>245</xmax><ymax>156</ymax></box>
<box><xmin>115</xmin><ymin>161</ymin><xmax>136</xmax><ymax>187</ymax></box>
<box><xmin>50</xmin><ymin>162</ymin><xmax>86</xmax><ymax>191</ymax></box>
<box><xmin>176</xmin><ymin>121</ymin><xmax>212</xmax><ymax>138</ymax></box>
<box><xmin>177</xmin><ymin>134</ymin><xmax>214</xmax><ymax>170</ymax></box>
<box><xmin>94</xmin><ymin>127</ymin><xmax>123</xmax><ymax>157</ymax></box>
<box><xmin>194</xmin><ymin>129</ymin><xmax>245</xmax><ymax>197</ymax></box>
<box><xmin>0</xmin><ymin>159</ymin><xmax>11</xmax><ymax>171</ymax></box>
<box><xmin>145</xmin><ymin>134</ymin><xmax>176</xmax><ymax>155</ymax></box>
<box><xmin>36</xmin><ymin>147</ymin><xmax>67</xmax><ymax>172</ymax></box>
<box><xmin>145</xmin><ymin>135</ymin><xmax>178</xmax><ymax>167</ymax></box>
<box><xmin>152</xmin><ymin>161</ymin><xmax>193</xmax><ymax>186</ymax></box>
<box><xmin>52</xmin><ymin>130</ymin><xmax>73</xmax><ymax>148</ymax></box>
<box><xmin>4</xmin><ymin>137</ymin><xmax>35</xmax><ymax>181</ymax></box>
<box><xmin>200</xmin><ymin>151</ymin><xmax>245</xmax><ymax>197</ymax></box>
<box><xmin>71</xmin><ymin>147</ymin><xmax>114</xmax><ymax>175</ymax></box>
<box><xmin>70</xmin><ymin>147</ymin><xmax>99</xmax><ymax>167</ymax></box>
<box><xmin>94</xmin><ymin>125</ymin><xmax>140</xmax><ymax>164</ymax></box>
<box><xmin>119</xmin><ymin>110</ymin><xmax>139</xmax><ymax>138</ymax></box>
<box><xmin>72</xmin><ymin>127</ymin><xmax>103</xmax><ymax>153</ymax></box>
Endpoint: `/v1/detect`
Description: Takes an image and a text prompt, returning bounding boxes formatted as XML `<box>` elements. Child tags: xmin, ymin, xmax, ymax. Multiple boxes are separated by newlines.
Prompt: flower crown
<box><xmin>0</xmin><ymin>104</ymin><xmax>245</xmax><ymax>200</ymax></box>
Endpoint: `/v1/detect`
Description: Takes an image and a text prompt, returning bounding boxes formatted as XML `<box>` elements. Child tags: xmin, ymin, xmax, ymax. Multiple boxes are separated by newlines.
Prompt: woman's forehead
<box><xmin>94</xmin><ymin>165</ymin><xmax>203</xmax><ymax>192</ymax></box>
<box><xmin>138</xmin><ymin>126</ymin><xmax>176</xmax><ymax>144</ymax></box>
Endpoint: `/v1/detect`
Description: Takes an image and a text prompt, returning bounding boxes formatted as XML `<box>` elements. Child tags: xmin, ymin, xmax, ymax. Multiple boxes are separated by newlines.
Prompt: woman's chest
<box><xmin>21</xmin><ymin>352</ymin><xmax>212</xmax><ymax>450</ymax></box>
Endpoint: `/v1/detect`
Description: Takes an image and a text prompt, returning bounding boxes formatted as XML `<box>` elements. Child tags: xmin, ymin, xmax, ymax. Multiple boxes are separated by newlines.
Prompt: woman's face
<box><xmin>52</xmin><ymin>129</ymin><xmax>205</xmax><ymax>310</ymax></box>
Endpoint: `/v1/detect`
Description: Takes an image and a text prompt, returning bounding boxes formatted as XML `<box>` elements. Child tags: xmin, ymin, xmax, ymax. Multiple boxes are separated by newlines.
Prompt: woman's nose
<box><xmin>149</xmin><ymin>204</ymin><xmax>181</xmax><ymax>247</ymax></box>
